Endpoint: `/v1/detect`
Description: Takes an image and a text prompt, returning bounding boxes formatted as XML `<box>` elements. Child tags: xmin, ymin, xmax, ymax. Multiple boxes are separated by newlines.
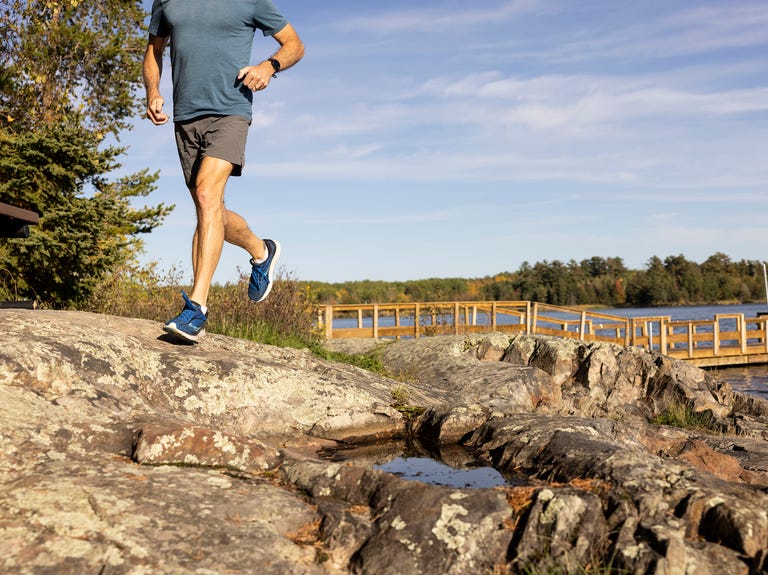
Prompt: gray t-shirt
<box><xmin>149</xmin><ymin>0</ymin><xmax>288</xmax><ymax>122</ymax></box>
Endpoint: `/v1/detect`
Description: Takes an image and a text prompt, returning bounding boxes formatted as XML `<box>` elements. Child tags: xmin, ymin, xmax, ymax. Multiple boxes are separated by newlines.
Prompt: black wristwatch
<box><xmin>267</xmin><ymin>58</ymin><xmax>281</xmax><ymax>77</ymax></box>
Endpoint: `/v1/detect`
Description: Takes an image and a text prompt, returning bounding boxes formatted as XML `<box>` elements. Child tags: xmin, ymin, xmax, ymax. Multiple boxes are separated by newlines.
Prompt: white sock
<box><xmin>252</xmin><ymin>242</ymin><xmax>269</xmax><ymax>264</ymax></box>
<box><xmin>200</xmin><ymin>305</ymin><xmax>208</xmax><ymax>315</ymax></box>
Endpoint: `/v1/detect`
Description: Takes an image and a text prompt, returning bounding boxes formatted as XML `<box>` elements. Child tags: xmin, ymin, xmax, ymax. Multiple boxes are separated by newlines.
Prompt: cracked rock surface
<box><xmin>4</xmin><ymin>311</ymin><xmax>768</xmax><ymax>574</ymax></box>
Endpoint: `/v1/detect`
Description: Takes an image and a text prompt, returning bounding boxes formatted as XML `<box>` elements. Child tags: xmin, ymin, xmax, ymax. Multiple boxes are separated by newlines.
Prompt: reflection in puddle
<box><xmin>319</xmin><ymin>440</ymin><xmax>527</xmax><ymax>489</ymax></box>
<box><xmin>375</xmin><ymin>456</ymin><xmax>509</xmax><ymax>489</ymax></box>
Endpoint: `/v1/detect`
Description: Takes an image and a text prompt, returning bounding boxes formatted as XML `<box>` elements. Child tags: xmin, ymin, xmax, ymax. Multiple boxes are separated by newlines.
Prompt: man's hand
<box><xmin>146</xmin><ymin>94</ymin><xmax>169</xmax><ymax>125</ymax></box>
<box><xmin>237</xmin><ymin>23</ymin><xmax>304</xmax><ymax>93</ymax></box>
<box><xmin>237</xmin><ymin>62</ymin><xmax>275</xmax><ymax>92</ymax></box>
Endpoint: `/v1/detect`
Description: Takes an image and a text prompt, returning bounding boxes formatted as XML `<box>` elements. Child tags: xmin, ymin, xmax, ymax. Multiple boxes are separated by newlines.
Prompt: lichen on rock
<box><xmin>3</xmin><ymin>312</ymin><xmax>768</xmax><ymax>574</ymax></box>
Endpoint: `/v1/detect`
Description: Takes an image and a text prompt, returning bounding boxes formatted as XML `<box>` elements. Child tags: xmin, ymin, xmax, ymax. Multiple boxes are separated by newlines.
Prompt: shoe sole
<box><xmin>252</xmin><ymin>240</ymin><xmax>281</xmax><ymax>302</ymax></box>
<box><xmin>163</xmin><ymin>323</ymin><xmax>205</xmax><ymax>343</ymax></box>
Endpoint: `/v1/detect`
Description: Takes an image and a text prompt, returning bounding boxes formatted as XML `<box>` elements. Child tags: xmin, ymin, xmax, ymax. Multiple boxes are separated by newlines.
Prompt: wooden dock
<box><xmin>317</xmin><ymin>301</ymin><xmax>768</xmax><ymax>368</ymax></box>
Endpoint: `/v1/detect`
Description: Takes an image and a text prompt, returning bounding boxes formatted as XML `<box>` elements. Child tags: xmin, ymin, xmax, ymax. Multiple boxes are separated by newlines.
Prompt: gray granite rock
<box><xmin>4</xmin><ymin>311</ymin><xmax>768</xmax><ymax>574</ymax></box>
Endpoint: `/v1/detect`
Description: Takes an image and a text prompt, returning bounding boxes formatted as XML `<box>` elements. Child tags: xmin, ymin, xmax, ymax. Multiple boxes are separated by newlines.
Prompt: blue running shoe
<box><xmin>249</xmin><ymin>239</ymin><xmax>281</xmax><ymax>302</ymax></box>
<box><xmin>163</xmin><ymin>290</ymin><xmax>208</xmax><ymax>343</ymax></box>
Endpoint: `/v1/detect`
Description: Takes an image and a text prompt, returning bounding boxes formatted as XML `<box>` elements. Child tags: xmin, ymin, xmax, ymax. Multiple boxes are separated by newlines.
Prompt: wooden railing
<box><xmin>0</xmin><ymin>202</ymin><xmax>39</xmax><ymax>238</ymax></box>
<box><xmin>317</xmin><ymin>301</ymin><xmax>768</xmax><ymax>367</ymax></box>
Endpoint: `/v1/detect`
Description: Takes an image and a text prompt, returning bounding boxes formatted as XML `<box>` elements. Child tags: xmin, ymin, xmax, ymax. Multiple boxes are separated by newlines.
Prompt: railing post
<box><xmin>713</xmin><ymin>319</ymin><xmax>720</xmax><ymax>355</ymax></box>
<box><xmin>624</xmin><ymin>318</ymin><xmax>630</xmax><ymax>347</ymax></box>
<box><xmin>491</xmin><ymin>302</ymin><xmax>497</xmax><ymax>331</ymax></box>
<box><xmin>764</xmin><ymin>317</ymin><xmax>768</xmax><ymax>353</ymax></box>
<box><xmin>373</xmin><ymin>304</ymin><xmax>379</xmax><ymax>339</ymax></box>
<box><xmin>647</xmin><ymin>321</ymin><xmax>653</xmax><ymax>350</ymax></box>
<box><xmin>324</xmin><ymin>305</ymin><xmax>333</xmax><ymax>339</ymax></box>
<box><xmin>454</xmin><ymin>302</ymin><xmax>460</xmax><ymax>335</ymax></box>
<box><xmin>763</xmin><ymin>317</ymin><xmax>768</xmax><ymax>353</ymax></box>
<box><xmin>740</xmin><ymin>314</ymin><xmax>747</xmax><ymax>354</ymax></box>
<box><xmin>687</xmin><ymin>322</ymin><xmax>694</xmax><ymax>358</ymax></box>
<box><xmin>579</xmin><ymin>311</ymin><xmax>587</xmax><ymax>340</ymax></box>
<box><xmin>660</xmin><ymin>319</ymin><xmax>670</xmax><ymax>353</ymax></box>
<box><xmin>531</xmin><ymin>302</ymin><xmax>538</xmax><ymax>335</ymax></box>
<box><xmin>414</xmin><ymin>303</ymin><xmax>421</xmax><ymax>339</ymax></box>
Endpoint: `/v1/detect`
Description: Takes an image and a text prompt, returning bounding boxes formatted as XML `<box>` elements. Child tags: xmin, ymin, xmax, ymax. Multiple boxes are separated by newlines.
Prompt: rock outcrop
<box><xmin>4</xmin><ymin>310</ymin><xmax>768</xmax><ymax>574</ymax></box>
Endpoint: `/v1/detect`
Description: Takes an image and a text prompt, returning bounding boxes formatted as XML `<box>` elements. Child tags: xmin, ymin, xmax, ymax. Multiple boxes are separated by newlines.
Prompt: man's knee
<box><xmin>192</xmin><ymin>183</ymin><xmax>225</xmax><ymax>209</ymax></box>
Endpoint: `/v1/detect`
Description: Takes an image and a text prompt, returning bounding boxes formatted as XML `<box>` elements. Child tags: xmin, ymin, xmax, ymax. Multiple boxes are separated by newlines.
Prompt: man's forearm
<box><xmin>143</xmin><ymin>36</ymin><xmax>170</xmax><ymax>125</ymax></box>
<box><xmin>143</xmin><ymin>49</ymin><xmax>163</xmax><ymax>98</ymax></box>
<box><xmin>143</xmin><ymin>36</ymin><xmax>168</xmax><ymax>97</ymax></box>
<box><xmin>271</xmin><ymin>24</ymin><xmax>304</xmax><ymax>71</ymax></box>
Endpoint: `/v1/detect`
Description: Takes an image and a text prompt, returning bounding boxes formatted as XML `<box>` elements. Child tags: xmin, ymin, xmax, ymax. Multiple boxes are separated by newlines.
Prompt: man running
<box><xmin>143</xmin><ymin>0</ymin><xmax>304</xmax><ymax>342</ymax></box>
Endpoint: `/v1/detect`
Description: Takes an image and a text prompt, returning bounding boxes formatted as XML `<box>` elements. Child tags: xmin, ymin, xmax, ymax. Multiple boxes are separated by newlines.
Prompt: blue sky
<box><xmin>121</xmin><ymin>0</ymin><xmax>768</xmax><ymax>284</ymax></box>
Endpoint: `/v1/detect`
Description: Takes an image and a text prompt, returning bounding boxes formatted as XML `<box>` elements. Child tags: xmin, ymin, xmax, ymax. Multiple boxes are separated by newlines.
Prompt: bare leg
<box><xmin>192</xmin><ymin>208</ymin><xmax>267</xmax><ymax>270</ymax></box>
<box><xmin>223</xmin><ymin>210</ymin><xmax>266</xmax><ymax>261</ymax></box>
<box><xmin>187</xmin><ymin>156</ymin><xmax>232</xmax><ymax>307</ymax></box>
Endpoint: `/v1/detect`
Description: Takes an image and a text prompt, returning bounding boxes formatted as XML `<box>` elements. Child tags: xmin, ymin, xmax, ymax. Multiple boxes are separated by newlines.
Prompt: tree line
<box><xmin>305</xmin><ymin>253</ymin><xmax>767</xmax><ymax>308</ymax></box>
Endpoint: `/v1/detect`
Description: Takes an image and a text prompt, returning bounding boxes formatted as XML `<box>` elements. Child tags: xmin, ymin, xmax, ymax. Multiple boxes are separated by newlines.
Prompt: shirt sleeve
<box><xmin>253</xmin><ymin>0</ymin><xmax>288</xmax><ymax>36</ymax></box>
<box><xmin>148</xmin><ymin>0</ymin><xmax>170</xmax><ymax>37</ymax></box>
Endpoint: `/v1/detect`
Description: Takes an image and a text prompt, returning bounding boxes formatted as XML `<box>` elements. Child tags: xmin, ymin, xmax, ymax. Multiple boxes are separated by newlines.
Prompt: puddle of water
<box><xmin>375</xmin><ymin>456</ymin><xmax>509</xmax><ymax>489</ymax></box>
<box><xmin>319</xmin><ymin>439</ymin><xmax>526</xmax><ymax>489</ymax></box>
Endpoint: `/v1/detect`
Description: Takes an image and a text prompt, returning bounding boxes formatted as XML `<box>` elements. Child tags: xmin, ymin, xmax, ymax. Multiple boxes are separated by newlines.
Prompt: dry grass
<box><xmin>85</xmin><ymin>262</ymin><xmax>320</xmax><ymax>349</ymax></box>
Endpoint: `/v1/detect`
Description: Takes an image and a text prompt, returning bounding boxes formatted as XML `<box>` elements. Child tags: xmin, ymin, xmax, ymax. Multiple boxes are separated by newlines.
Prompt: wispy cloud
<box><xmin>336</xmin><ymin>0</ymin><xmax>544</xmax><ymax>35</ymax></box>
<box><xmin>551</xmin><ymin>2</ymin><xmax>768</xmax><ymax>63</ymax></box>
<box><xmin>422</xmin><ymin>72</ymin><xmax>768</xmax><ymax>124</ymax></box>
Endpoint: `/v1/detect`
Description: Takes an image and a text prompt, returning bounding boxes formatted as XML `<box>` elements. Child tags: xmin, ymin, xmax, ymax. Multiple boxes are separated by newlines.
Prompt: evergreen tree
<box><xmin>700</xmin><ymin>252</ymin><xmax>735</xmax><ymax>301</ymax></box>
<box><xmin>0</xmin><ymin>126</ymin><xmax>167</xmax><ymax>304</ymax></box>
<box><xmin>663</xmin><ymin>254</ymin><xmax>704</xmax><ymax>303</ymax></box>
<box><xmin>0</xmin><ymin>1</ymin><xmax>171</xmax><ymax>306</ymax></box>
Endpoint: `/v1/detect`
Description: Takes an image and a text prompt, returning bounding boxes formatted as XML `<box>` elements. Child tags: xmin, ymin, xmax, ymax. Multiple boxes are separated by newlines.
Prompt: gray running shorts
<box><xmin>174</xmin><ymin>115</ymin><xmax>250</xmax><ymax>189</ymax></box>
